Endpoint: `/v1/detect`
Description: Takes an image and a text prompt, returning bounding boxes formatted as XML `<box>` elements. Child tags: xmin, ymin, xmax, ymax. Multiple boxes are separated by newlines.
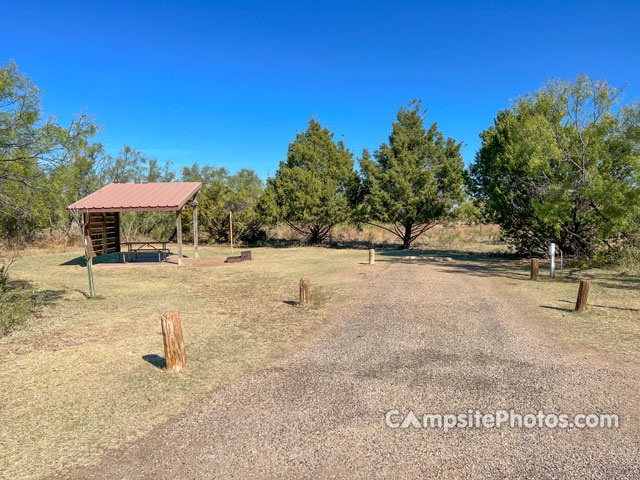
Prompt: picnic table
<box><xmin>117</xmin><ymin>241</ymin><xmax>171</xmax><ymax>263</ymax></box>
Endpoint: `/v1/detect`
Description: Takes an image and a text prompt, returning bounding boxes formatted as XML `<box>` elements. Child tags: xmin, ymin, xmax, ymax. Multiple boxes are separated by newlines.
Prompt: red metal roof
<box><xmin>66</xmin><ymin>182</ymin><xmax>202</xmax><ymax>213</ymax></box>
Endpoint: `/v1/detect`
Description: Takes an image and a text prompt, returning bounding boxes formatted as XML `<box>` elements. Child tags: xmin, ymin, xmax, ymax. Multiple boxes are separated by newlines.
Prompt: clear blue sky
<box><xmin>3</xmin><ymin>1</ymin><xmax>639</xmax><ymax>178</ymax></box>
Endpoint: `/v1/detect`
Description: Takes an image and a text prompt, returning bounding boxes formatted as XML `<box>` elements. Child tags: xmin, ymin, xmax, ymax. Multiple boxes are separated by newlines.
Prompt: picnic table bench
<box><xmin>117</xmin><ymin>241</ymin><xmax>171</xmax><ymax>262</ymax></box>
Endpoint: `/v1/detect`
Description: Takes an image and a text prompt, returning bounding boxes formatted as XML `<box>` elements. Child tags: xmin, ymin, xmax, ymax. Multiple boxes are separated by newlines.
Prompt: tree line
<box><xmin>1</xmin><ymin>61</ymin><xmax>639</xmax><ymax>256</ymax></box>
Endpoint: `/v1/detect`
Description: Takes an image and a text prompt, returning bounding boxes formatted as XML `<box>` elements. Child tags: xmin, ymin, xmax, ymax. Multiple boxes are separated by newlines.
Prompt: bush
<box><xmin>0</xmin><ymin>284</ymin><xmax>43</xmax><ymax>335</ymax></box>
<box><xmin>0</xmin><ymin>248</ymin><xmax>43</xmax><ymax>335</ymax></box>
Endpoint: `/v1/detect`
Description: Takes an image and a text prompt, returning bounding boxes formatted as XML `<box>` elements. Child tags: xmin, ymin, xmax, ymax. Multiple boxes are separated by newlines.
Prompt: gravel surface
<box><xmin>65</xmin><ymin>261</ymin><xmax>640</xmax><ymax>479</ymax></box>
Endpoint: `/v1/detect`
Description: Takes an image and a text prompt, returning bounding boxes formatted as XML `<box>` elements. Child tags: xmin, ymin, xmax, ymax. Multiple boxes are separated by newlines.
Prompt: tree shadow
<box><xmin>6</xmin><ymin>278</ymin><xmax>65</xmax><ymax>306</ymax></box>
<box><xmin>41</xmin><ymin>289</ymin><xmax>66</xmax><ymax>306</ymax></box>
<box><xmin>252</xmin><ymin>238</ymin><xmax>303</xmax><ymax>248</ymax></box>
<box><xmin>142</xmin><ymin>354</ymin><xmax>166</xmax><ymax>369</ymax></box>
<box><xmin>283</xmin><ymin>300</ymin><xmax>298</xmax><ymax>307</ymax></box>
<box><xmin>557</xmin><ymin>299</ymin><xmax>639</xmax><ymax>312</ymax></box>
<box><xmin>425</xmin><ymin>259</ymin><xmax>532</xmax><ymax>281</ymax></box>
<box><xmin>379</xmin><ymin>248</ymin><xmax>516</xmax><ymax>262</ymax></box>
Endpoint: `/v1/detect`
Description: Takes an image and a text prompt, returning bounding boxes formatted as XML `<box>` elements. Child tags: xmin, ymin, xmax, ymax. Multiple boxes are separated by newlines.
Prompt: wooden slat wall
<box><xmin>84</xmin><ymin>212</ymin><xmax>121</xmax><ymax>256</ymax></box>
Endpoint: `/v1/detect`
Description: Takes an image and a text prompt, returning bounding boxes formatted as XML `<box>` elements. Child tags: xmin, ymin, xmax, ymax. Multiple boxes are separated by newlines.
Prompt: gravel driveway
<box><xmin>67</xmin><ymin>261</ymin><xmax>640</xmax><ymax>479</ymax></box>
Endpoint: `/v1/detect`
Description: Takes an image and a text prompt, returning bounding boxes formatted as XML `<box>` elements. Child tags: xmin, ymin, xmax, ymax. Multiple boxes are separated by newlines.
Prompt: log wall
<box><xmin>85</xmin><ymin>212</ymin><xmax>121</xmax><ymax>256</ymax></box>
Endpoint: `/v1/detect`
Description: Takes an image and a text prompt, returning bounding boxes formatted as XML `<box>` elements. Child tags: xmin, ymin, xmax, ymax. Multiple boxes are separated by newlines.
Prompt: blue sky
<box><xmin>2</xmin><ymin>1</ymin><xmax>639</xmax><ymax>178</ymax></box>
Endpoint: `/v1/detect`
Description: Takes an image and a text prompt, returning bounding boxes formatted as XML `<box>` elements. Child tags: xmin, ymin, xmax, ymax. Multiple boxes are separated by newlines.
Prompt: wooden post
<box><xmin>369</xmin><ymin>248</ymin><xmax>375</xmax><ymax>265</ymax></box>
<box><xmin>83</xmin><ymin>237</ymin><xmax>95</xmax><ymax>298</ymax></box>
<box><xmin>192</xmin><ymin>201</ymin><xmax>199</xmax><ymax>258</ymax></box>
<box><xmin>575</xmin><ymin>279</ymin><xmax>590</xmax><ymax>312</ymax></box>
<box><xmin>161</xmin><ymin>311</ymin><xmax>187</xmax><ymax>372</ymax></box>
<box><xmin>176</xmin><ymin>209</ymin><xmax>183</xmax><ymax>266</ymax></box>
<box><xmin>530</xmin><ymin>259</ymin><xmax>539</xmax><ymax>280</ymax></box>
<box><xmin>299</xmin><ymin>277</ymin><xmax>310</xmax><ymax>306</ymax></box>
<box><xmin>229</xmin><ymin>211</ymin><xmax>234</xmax><ymax>253</ymax></box>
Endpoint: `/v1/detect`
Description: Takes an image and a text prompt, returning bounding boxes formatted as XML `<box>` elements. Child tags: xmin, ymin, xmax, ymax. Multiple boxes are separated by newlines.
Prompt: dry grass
<box><xmin>2</xmin><ymin>230</ymin><xmax>638</xmax><ymax>479</ymax></box>
<box><xmin>438</xmin><ymin>257</ymin><xmax>640</xmax><ymax>362</ymax></box>
<box><xmin>518</xmin><ymin>265</ymin><xmax>640</xmax><ymax>361</ymax></box>
<box><xmin>0</xmin><ymin>245</ymin><xmax>378</xmax><ymax>479</ymax></box>
<box><xmin>269</xmin><ymin>223</ymin><xmax>505</xmax><ymax>253</ymax></box>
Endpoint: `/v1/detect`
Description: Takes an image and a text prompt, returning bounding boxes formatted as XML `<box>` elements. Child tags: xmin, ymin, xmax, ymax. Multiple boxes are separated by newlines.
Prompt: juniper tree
<box><xmin>356</xmin><ymin>100</ymin><xmax>465</xmax><ymax>249</ymax></box>
<box><xmin>261</xmin><ymin>118</ymin><xmax>356</xmax><ymax>244</ymax></box>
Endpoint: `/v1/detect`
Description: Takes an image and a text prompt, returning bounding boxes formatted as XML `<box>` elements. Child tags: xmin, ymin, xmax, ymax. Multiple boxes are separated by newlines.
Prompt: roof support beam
<box><xmin>176</xmin><ymin>209</ymin><xmax>183</xmax><ymax>266</ymax></box>
<box><xmin>192</xmin><ymin>200</ymin><xmax>199</xmax><ymax>258</ymax></box>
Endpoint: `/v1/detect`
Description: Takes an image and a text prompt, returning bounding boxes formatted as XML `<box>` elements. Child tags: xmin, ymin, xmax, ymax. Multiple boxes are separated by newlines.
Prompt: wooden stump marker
<box><xmin>299</xmin><ymin>277</ymin><xmax>311</xmax><ymax>306</ymax></box>
<box><xmin>161</xmin><ymin>311</ymin><xmax>187</xmax><ymax>371</ymax></box>
<box><xmin>369</xmin><ymin>249</ymin><xmax>375</xmax><ymax>265</ymax></box>
<box><xmin>575</xmin><ymin>280</ymin><xmax>590</xmax><ymax>312</ymax></box>
<box><xmin>530</xmin><ymin>259</ymin><xmax>539</xmax><ymax>281</ymax></box>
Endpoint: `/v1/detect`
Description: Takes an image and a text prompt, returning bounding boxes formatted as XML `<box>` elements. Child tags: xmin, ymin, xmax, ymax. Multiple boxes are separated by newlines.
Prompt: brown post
<box><xmin>369</xmin><ymin>249</ymin><xmax>375</xmax><ymax>265</ymax></box>
<box><xmin>575</xmin><ymin>280</ymin><xmax>590</xmax><ymax>312</ymax></box>
<box><xmin>161</xmin><ymin>311</ymin><xmax>187</xmax><ymax>372</ymax></box>
<box><xmin>192</xmin><ymin>201</ymin><xmax>199</xmax><ymax>258</ymax></box>
<box><xmin>299</xmin><ymin>277</ymin><xmax>311</xmax><ymax>306</ymax></box>
<box><xmin>176</xmin><ymin>209</ymin><xmax>183</xmax><ymax>266</ymax></box>
<box><xmin>530</xmin><ymin>259</ymin><xmax>539</xmax><ymax>280</ymax></box>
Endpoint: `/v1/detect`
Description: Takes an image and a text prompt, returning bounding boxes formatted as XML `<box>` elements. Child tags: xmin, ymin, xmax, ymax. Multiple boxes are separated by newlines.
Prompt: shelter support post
<box><xmin>229</xmin><ymin>211</ymin><xmax>233</xmax><ymax>253</ymax></box>
<box><xmin>176</xmin><ymin>209</ymin><xmax>183</xmax><ymax>266</ymax></box>
<box><xmin>192</xmin><ymin>200</ymin><xmax>199</xmax><ymax>258</ymax></box>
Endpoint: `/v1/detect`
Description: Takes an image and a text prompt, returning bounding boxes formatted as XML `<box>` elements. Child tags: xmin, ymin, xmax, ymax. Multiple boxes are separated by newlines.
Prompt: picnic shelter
<box><xmin>66</xmin><ymin>182</ymin><xmax>202</xmax><ymax>265</ymax></box>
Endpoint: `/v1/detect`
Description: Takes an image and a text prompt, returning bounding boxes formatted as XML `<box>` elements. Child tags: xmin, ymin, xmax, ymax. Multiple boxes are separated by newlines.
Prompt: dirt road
<box><xmin>67</xmin><ymin>261</ymin><xmax>640</xmax><ymax>478</ymax></box>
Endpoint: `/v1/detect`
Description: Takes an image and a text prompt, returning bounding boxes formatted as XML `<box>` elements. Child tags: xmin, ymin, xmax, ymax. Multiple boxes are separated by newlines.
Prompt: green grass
<box><xmin>0</xmin><ymin>245</ymin><xmax>380</xmax><ymax>479</ymax></box>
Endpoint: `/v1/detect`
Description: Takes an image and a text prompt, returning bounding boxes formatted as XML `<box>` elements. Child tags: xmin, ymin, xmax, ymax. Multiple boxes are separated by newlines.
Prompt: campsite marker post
<box><xmin>84</xmin><ymin>238</ymin><xmax>95</xmax><ymax>298</ymax></box>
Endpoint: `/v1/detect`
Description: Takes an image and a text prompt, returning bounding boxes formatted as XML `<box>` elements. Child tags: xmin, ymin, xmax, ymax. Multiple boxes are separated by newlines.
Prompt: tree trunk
<box><xmin>307</xmin><ymin>224</ymin><xmax>331</xmax><ymax>244</ymax></box>
<box><xmin>161</xmin><ymin>311</ymin><xmax>187</xmax><ymax>371</ymax></box>
<box><xmin>308</xmin><ymin>225</ymin><xmax>321</xmax><ymax>244</ymax></box>
<box><xmin>402</xmin><ymin>224</ymin><xmax>413</xmax><ymax>249</ymax></box>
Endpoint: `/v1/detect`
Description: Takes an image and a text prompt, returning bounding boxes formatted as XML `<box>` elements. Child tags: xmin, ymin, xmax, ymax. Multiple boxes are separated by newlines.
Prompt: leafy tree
<box><xmin>100</xmin><ymin>147</ymin><xmax>176</xmax><ymax>241</ymax></box>
<box><xmin>262</xmin><ymin>118</ymin><xmax>355</xmax><ymax>244</ymax></box>
<box><xmin>181</xmin><ymin>164</ymin><xmax>264</xmax><ymax>243</ymax></box>
<box><xmin>0</xmin><ymin>61</ymin><xmax>96</xmax><ymax>239</ymax></box>
<box><xmin>455</xmin><ymin>198</ymin><xmax>484</xmax><ymax>225</ymax></box>
<box><xmin>469</xmin><ymin>75</ymin><xmax>640</xmax><ymax>256</ymax></box>
<box><xmin>356</xmin><ymin>100</ymin><xmax>465</xmax><ymax>248</ymax></box>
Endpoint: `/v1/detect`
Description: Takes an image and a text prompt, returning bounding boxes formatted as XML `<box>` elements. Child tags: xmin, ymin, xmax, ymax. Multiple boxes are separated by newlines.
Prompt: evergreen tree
<box><xmin>357</xmin><ymin>100</ymin><xmax>465</xmax><ymax>248</ymax></box>
<box><xmin>469</xmin><ymin>75</ymin><xmax>640</xmax><ymax>256</ymax></box>
<box><xmin>262</xmin><ymin>118</ymin><xmax>355</xmax><ymax>244</ymax></box>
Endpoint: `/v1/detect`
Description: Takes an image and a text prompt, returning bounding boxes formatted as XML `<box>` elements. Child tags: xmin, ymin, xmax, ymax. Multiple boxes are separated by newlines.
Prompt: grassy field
<box><xmin>0</xmin><ymin>245</ymin><xmax>380</xmax><ymax>479</ymax></box>
<box><xmin>480</xmin><ymin>258</ymin><xmax>640</xmax><ymax>362</ymax></box>
<box><xmin>2</xmin><ymin>228</ymin><xmax>639</xmax><ymax>478</ymax></box>
<box><xmin>269</xmin><ymin>222</ymin><xmax>506</xmax><ymax>253</ymax></box>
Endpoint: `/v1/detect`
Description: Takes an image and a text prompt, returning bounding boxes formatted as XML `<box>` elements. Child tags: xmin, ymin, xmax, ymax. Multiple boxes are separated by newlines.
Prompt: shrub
<box><xmin>0</xmin><ymin>284</ymin><xmax>43</xmax><ymax>335</ymax></box>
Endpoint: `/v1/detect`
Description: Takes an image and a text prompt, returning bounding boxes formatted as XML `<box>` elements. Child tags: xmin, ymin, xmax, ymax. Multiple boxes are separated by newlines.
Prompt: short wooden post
<box><xmin>575</xmin><ymin>280</ymin><xmax>590</xmax><ymax>312</ymax></box>
<box><xmin>161</xmin><ymin>311</ymin><xmax>187</xmax><ymax>371</ymax></box>
<box><xmin>299</xmin><ymin>277</ymin><xmax>311</xmax><ymax>306</ymax></box>
<box><xmin>176</xmin><ymin>209</ymin><xmax>183</xmax><ymax>266</ymax></box>
<box><xmin>369</xmin><ymin>249</ymin><xmax>375</xmax><ymax>265</ymax></box>
<box><xmin>530</xmin><ymin>259</ymin><xmax>539</xmax><ymax>280</ymax></box>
